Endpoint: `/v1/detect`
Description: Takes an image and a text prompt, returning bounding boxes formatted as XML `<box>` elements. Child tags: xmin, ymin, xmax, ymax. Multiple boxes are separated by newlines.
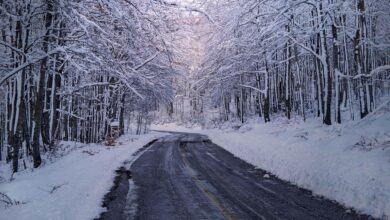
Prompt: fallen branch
<box><xmin>0</xmin><ymin>192</ymin><xmax>25</xmax><ymax>207</ymax></box>
<box><xmin>82</xmin><ymin>150</ymin><xmax>96</xmax><ymax>156</ymax></box>
<box><xmin>49</xmin><ymin>183</ymin><xmax>69</xmax><ymax>194</ymax></box>
<box><xmin>0</xmin><ymin>192</ymin><xmax>13</xmax><ymax>206</ymax></box>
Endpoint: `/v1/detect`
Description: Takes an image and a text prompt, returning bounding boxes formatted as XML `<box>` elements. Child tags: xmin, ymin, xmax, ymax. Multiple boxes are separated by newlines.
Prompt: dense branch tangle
<box><xmin>0</xmin><ymin>0</ymin><xmax>176</xmax><ymax>172</ymax></box>
<box><xmin>191</xmin><ymin>0</ymin><xmax>390</xmax><ymax>125</ymax></box>
<box><xmin>1</xmin><ymin>0</ymin><xmax>389</xmax><ymax>172</ymax></box>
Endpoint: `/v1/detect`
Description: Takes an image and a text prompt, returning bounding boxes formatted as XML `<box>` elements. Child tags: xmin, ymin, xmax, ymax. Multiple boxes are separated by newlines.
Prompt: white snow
<box><xmin>151</xmin><ymin>122</ymin><xmax>203</xmax><ymax>133</ymax></box>
<box><xmin>0</xmin><ymin>132</ymin><xmax>164</xmax><ymax>220</ymax></box>
<box><xmin>151</xmin><ymin>104</ymin><xmax>390</xmax><ymax>219</ymax></box>
<box><xmin>110</xmin><ymin>121</ymin><xmax>120</xmax><ymax>127</ymax></box>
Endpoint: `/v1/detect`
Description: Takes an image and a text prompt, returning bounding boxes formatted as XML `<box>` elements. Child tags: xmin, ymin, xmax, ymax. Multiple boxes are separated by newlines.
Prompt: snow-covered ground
<box><xmin>1</xmin><ymin>107</ymin><xmax>389</xmax><ymax>220</ymax></box>
<box><xmin>151</xmin><ymin>104</ymin><xmax>390</xmax><ymax>219</ymax></box>
<box><xmin>0</xmin><ymin>132</ymin><xmax>164</xmax><ymax>220</ymax></box>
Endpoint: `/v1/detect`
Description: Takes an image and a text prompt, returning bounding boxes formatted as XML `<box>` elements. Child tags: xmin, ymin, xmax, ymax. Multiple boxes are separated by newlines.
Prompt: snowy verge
<box><xmin>151</xmin><ymin>108</ymin><xmax>390</xmax><ymax>219</ymax></box>
<box><xmin>0</xmin><ymin>132</ymin><xmax>165</xmax><ymax>220</ymax></box>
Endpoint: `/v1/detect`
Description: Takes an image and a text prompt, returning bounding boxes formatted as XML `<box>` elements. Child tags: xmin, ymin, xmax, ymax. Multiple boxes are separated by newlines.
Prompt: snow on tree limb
<box><xmin>239</xmin><ymin>84</ymin><xmax>267</xmax><ymax>94</ymax></box>
<box><xmin>0</xmin><ymin>48</ymin><xmax>62</xmax><ymax>85</ymax></box>
<box><xmin>134</xmin><ymin>52</ymin><xmax>160</xmax><ymax>71</ymax></box>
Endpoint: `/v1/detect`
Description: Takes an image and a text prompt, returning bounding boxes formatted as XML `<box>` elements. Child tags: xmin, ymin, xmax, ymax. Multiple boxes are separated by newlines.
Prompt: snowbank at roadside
<box><xmin>151</xmin><ymin>106</ymin><xmax>390</xmax><ymax>219</ymax></box>
<box><xmin>0</xmin><ymin>132</ymin><xmax>164</xmax><ymax>220</ymax></box>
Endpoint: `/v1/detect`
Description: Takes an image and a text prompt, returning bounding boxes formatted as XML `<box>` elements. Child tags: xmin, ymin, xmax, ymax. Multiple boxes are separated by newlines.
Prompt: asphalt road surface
<box><xmin>100</xmin><ymin>132</ymin><xmax>372</xmax><ymax>220</ymax></box>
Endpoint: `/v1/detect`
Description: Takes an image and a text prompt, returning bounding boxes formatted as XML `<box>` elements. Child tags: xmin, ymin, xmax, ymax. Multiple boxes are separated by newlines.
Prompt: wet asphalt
<box><xmin>99</xmin><ymin>132</ymin><xmax>373</xmax><ymax>220</ymax></box>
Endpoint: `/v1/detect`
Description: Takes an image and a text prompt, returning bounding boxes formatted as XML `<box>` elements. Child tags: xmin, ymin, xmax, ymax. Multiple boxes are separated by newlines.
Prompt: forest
<box><xmin>1</xmin><ymin>0</ymin><xmax>390</xmax><ymax>173</ymax></box>
<box><xmin>1</xmin><ymin>0</ymin><xmax>390</xmax><ymax>219</ymax></box>
<box><xmin>0</xmin><ymin>0</ymin><xmax>177</xmax><ymax>172</ymax></box>
<box><xmin>168</xmin><ymin>0</ymin><xmax>390</xmax><ymax>127</ymax></box>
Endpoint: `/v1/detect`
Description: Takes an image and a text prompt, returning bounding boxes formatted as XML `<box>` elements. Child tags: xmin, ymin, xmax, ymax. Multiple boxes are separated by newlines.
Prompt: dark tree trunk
<box><xmin>319</xmin><ymin>1</ymin><xmax>332</xmax><ymax>126</ymax></box>
<box><xmin>119</xmin><ymin>93</ymin><xmax>125</xmax><ymax>136</ymax></box>
<box><xmin>32</xmin><ymin>0</ymin><xmax>53</xmax><ymax>168</ymax></box>
<box><xmin>332</xmin><ymin>21</ymin><xmax>341</xmax><ymax>124</ymax></box>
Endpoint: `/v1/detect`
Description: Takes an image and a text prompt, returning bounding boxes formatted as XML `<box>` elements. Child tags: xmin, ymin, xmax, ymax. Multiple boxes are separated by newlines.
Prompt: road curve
<box><xmin>130</xmin><ymin>133</ymin><xmax>371</xmax><ymax>220</ymax></box>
